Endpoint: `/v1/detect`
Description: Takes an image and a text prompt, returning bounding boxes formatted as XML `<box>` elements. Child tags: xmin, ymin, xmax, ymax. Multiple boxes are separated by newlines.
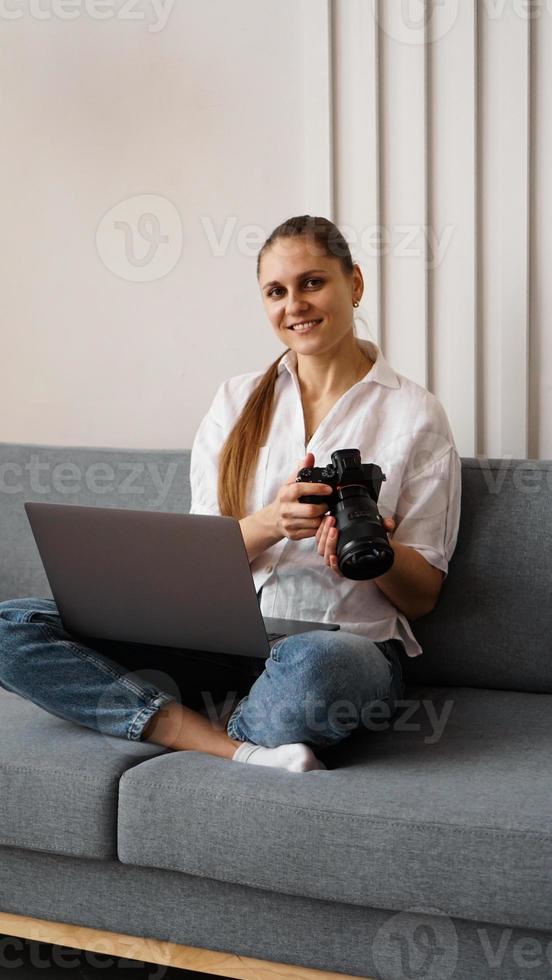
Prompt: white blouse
<box><xmin>190</xmin><ymin>338</ymin><xmax>461</xmax><ymax>658</ymax></box>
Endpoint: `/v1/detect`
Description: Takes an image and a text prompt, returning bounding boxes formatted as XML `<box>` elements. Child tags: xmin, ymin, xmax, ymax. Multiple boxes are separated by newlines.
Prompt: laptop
<box><xmin>24</xmin><ymin>502</ymin><xmax>340</xmax><ymax>659</ymax></box>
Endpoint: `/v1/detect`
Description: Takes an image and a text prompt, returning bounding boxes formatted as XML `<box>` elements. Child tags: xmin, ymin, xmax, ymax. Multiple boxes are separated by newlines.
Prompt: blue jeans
<box><xmin>0</xmin><ymin>597</ymin><xmax>406</xmax><ymax>749</ymax></box>
<box><xmin>225</xmin><ymin>629</ymin><xmax>406</xmax><ymax>746</ymax></box>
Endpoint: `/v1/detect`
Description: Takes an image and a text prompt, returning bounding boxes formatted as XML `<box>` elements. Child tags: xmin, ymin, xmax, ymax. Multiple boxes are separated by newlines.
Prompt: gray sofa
<box><xmin>1</xmin><ymin>442</ymin><xmax>551</xmax><ymax>980</ymax></box>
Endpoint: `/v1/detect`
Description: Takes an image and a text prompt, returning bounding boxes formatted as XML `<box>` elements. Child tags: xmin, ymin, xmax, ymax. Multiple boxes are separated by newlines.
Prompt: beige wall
<box><xmin>0</xmin><ymin>0</ymin><xmax>333</xmax><ymax>450</ymax></box>
<box><xmin>2</xmin><ymin>0</ymin><xmax>551</xmax><ymax>459</ymax></box>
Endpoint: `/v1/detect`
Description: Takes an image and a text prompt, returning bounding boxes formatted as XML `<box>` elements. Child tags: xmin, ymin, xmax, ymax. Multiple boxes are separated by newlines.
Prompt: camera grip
<box><xmin>298</xmin><ymin>493</ymin><xmax>333</xmax><ymax>506</ymax></box>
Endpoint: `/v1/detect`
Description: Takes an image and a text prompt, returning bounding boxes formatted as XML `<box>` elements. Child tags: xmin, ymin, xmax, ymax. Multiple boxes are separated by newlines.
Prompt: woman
<box><xmin>0</xmin><ymin>215</ymin><xmax>461</xmax><ymax>773</ymax></box>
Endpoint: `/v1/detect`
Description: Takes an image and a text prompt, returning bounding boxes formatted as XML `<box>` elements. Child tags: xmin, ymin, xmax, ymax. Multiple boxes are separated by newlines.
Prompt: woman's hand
<box><xmin>269</xmin><ymin>453</ymin><xmax>333</xmax><ymax>541</ymax></box>
<box><xmin>316</xmin><ymin>514</ymin><xmax>397</xmax><ymax>577</ymax></box>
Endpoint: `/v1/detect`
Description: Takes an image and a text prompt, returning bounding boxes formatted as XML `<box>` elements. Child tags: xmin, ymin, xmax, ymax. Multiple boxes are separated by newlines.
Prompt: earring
<box><xmin>353</xmin><ymin>300</ymin><xmax>360</xmax><ymax>308</ymax></box>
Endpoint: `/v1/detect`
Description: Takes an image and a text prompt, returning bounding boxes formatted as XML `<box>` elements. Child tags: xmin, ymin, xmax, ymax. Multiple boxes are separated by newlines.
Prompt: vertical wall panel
<box><xmin>332</xmin><ymin>0</ymin><xmax>549</xmax><ymax>461</ymax></box>
<box><xmin>378</xmin><ymin>0</ymin><xmax>428</xmax><ymax>385</ymax></box>
<box><xmin>429</xmin><ymin>1</ymin><xmax>477</xmax><ymax>457</ymax></box>
<box><xmin>332</xmin><ymin>0</ymin><xmax>382</xmax><ymax>343</ymax></box>
<box><xmin>531</xmin><ymin>6</ymin><xmax>552</xmax><ymax>458</ymax></box>
<box><xmin>300</xmin><ymin>0</ymin><xmax>334</xmax><ymax>220</ymax></box>
<box><xmin>479</xmin><ymin>0</ymin><xmax>530</xmax><ymax>458</ymax></box>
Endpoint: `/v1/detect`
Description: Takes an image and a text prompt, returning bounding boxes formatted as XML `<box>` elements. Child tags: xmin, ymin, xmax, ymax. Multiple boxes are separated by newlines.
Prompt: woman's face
<box><xmin>258</xmin><ymin>236</ymin><xmax>363</xmax><ymax>356</ymax></box>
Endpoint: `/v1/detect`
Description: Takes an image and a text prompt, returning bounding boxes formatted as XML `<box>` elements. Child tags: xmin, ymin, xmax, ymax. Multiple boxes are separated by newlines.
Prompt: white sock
<box><xmin>232</xmin><ymin>741</ymin><xmax>327</xmax><ymax>773</ymax></box>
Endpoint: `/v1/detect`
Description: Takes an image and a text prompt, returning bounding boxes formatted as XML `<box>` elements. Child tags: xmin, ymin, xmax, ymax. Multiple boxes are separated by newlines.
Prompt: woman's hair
<box><xmin>217</xmin><ymin>215</ymin><xmax>357</xmax><ymax>520</ymax></box>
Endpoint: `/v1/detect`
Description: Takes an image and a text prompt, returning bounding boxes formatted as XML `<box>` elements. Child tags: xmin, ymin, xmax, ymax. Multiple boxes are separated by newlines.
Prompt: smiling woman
<box><xmin>0</xmin><ymin>215</ymin><xmax>461</xmax><ymax>777</ymax></box>
<box><xmin>183</xmin><ymin>213</ymin><xmax>461</xmax><ymax>765</ymax></box>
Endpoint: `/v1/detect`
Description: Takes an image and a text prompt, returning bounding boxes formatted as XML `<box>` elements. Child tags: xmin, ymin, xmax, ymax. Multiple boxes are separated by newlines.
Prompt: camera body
<box><xmin>296</xmin><ymin>448</ymin><xmax>394</xmax><ymax>580</ymax></box>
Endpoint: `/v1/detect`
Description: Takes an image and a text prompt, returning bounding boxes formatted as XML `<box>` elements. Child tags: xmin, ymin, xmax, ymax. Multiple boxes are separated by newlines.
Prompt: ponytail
<box><xmin>217</xmin><ymin>351</ymin><xmax>287</xmax><ymax>519</ymax></box>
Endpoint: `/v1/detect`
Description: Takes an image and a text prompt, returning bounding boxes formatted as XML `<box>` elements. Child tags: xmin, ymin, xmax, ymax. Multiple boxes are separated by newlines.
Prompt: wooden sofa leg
<box><xmin>0</xmin><ymin>911</ymin><xmax>370</xmax><ymax>980</ymax></box>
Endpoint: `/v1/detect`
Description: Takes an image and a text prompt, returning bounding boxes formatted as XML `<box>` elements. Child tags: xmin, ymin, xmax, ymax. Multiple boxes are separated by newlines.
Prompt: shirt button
<box><xmin>265</xmin><ymin>564</ymin><xmax>274</xmax><ymax>573</ymax></box>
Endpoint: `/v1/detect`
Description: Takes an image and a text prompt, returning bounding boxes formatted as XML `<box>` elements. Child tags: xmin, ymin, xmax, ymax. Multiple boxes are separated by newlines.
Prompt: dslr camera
<box><xmin>296</xmin><ymin>448</ymin><xmax>394</xmax><ymax>580</ymax></box>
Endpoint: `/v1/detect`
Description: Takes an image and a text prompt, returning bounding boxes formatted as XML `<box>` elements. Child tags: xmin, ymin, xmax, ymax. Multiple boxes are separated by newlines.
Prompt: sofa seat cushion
<box><xmin>118</xmin><ymin>685</ymin><xmax>552</xmax><ymax>932</ymax></box>
<box><xmin>0</xmin><ymin>688</ymin><xmax>169</xmax><ymax>859</ymax></box>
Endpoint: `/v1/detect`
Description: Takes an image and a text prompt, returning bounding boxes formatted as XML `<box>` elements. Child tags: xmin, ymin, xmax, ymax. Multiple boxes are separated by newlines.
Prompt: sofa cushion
<box><xmin>410</xmin><ymin>458</ymin><xmax>552</xmax><ymax>693</ymax></box>
<box><xmin>118</xmin><ymin>685</ymin><xmax>552</xmax><ymax>932</ymax></box>
<box><xmin>0</xmin><ymin>688</ymin><xmax>168</xmax><ymax>859</ymax></box>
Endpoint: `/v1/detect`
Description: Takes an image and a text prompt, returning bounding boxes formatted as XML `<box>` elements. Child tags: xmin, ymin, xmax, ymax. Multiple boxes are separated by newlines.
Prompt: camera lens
<box><xmin>350</xmin><ymin>548</ymin><xmax>380</xmax><ymax>565</ymax></box>
<box><xmin>340</xmin><ymin>541</ymin><xmax>394</xmax><ymax>579</ymax></box>
<box><xmin>334</xmin><ymin>486</ymin><xmax>394</xmax><ymax>579</ymax></box>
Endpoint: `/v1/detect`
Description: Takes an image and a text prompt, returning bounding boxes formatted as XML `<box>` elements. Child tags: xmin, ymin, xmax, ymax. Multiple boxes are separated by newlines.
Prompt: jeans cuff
<box><xmin>225</xmin><ymin>696</ymin><xmax>247</xmax><ymax>741</ymax></box>
<box><xmin>128</xmin><ymin>691</ymin><xmax>176</xmax><ymax>742</ymax></box>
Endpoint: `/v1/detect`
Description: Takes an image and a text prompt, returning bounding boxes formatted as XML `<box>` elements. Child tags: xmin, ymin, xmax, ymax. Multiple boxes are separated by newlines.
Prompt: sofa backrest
<box><xmin>0</xmin><ymin>443</ymin><xmax>190</xmax><ymax>601</ymax></box>
<box><xmin>2</xmin><ymin>445</ymin><xmax>550</xmax><ymax>694</ymax></box>
<box><xmin>409</xmin><ymin>458</ymin><xmax>552</xmax><ymax>694</ymax></box>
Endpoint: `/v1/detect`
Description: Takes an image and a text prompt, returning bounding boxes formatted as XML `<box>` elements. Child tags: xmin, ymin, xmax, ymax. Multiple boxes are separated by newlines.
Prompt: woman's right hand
<box><xmin>269</xmin><ymin>453</ymin><xmax>334</xmax><ymax>541</ymax></box>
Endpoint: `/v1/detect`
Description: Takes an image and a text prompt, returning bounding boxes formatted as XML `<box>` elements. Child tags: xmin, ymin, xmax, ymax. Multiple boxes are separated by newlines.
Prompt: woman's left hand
<box><xmin>315</xmin><ymin>514</ymin><xmax>397</xmax><ymax>577</ymax></box>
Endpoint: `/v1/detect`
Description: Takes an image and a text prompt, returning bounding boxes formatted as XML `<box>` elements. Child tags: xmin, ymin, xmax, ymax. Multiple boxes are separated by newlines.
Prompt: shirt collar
<box><xmin>276</xmin><ymin>337</ymin><xmax>400</xmax><ymax>389</ymax></box>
